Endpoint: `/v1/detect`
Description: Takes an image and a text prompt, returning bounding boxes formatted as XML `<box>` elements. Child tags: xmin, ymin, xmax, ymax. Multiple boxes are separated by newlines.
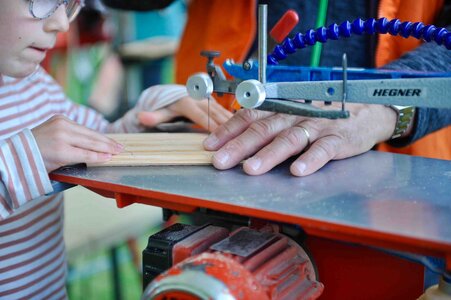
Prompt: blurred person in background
<box><xmin>114</xmin><ymin>0</ymin><xmax>450</xmax><ymax>176</ymax></box>
<box><xmin>44</xmin><ymin>0</ymin><xmax>124</xmax><ymax>119</ymax></box>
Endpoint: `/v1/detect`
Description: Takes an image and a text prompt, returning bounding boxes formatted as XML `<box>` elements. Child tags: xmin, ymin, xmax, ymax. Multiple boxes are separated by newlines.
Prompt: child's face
<box><xmin>0</xmin><ymin>0</ymin><xmax>70</xmax><ymax>78</ymax></box>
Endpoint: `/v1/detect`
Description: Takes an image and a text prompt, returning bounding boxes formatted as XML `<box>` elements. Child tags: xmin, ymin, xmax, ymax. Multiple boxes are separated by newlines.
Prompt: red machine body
<box><xmin>143</xmin><ymin>225</ymin><xmax>323</xmax><ymax>300</ymax></box>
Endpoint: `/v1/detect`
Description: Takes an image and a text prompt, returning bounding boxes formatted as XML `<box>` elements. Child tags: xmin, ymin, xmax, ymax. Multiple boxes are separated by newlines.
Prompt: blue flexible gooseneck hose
<box><xmin>268</xmin><ymin>17</ymin><xmax>451</xmax><ymax>65</ymax></box>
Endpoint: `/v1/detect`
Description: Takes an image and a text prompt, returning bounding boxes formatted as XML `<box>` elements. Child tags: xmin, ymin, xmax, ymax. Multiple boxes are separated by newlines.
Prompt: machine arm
<box><xmin>186</xmin><ymin>4</ymin><xmax>451</xmax><ymax>119</ymax></box>
<box><xmin>187</xmin><ymin>68</ymin><xmax>451</xmax><ymax>119</ymax></box>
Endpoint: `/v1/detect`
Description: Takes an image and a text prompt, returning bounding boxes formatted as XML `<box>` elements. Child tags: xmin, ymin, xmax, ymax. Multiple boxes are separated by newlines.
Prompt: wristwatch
<box><xmin>387</xmin><ymin>105</ymin><xmax>416</xmax><ymax>139</ymax></box>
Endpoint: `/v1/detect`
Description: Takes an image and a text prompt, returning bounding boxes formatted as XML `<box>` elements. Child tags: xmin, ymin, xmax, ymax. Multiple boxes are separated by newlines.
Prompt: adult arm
<box><xmin>204</xmin><ymin>37</ymin><xmax>451</xmax><ymax>176</ymax></box>
<box><xmin>383</xmin><ymin>39</ymin><xmax>451</xmax><ymax>147</ymax></box>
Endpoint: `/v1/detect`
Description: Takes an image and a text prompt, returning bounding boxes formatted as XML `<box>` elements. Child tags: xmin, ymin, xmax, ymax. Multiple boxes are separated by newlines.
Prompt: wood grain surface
<box><xmin>88</xmin><ymin>133</ymin><xmax>214</xmax><ymax>167</ymax></box>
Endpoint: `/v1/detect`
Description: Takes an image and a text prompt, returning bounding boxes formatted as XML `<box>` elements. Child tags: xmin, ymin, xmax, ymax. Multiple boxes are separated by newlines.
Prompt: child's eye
<box><xmin>28</xmin><ymin>0</ymin><xmax>84</xmax><ymax>22</ymax></box>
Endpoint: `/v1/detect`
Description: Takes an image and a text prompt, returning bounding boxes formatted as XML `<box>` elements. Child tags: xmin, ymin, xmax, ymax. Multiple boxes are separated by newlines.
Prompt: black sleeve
<box><xmin>436</xmin><ymin>0</ymin><xmax>451</xmax><ymax>27</ymax></box>
<box><xmin>100</xmin><ymin>0</ymin><xmax>175</xmax><ymax>11</ymax></box>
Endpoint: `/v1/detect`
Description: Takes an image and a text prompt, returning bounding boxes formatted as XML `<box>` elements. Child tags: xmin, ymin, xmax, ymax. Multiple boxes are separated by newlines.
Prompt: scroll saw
<box><xmin>51</xmin><ymin>4</ymin><xmax>451</xmax><ymax>300</ymax></box>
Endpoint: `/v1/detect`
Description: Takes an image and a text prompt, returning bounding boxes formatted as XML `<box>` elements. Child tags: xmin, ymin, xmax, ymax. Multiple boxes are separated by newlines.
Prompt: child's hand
<box><xmin>137</xmin><ymin>96</ymin><xmax>233</xmax><ymax>132</ymax></box>
<box><xmin>32</xmin><ymin>115</ymin><xmax>124</xmax><ymax>172</ymax></box>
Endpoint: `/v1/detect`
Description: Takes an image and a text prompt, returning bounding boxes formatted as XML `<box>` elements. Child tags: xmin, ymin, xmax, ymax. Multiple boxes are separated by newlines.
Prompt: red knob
<box><xmin>270</xmin><ymin>9</ymin><xmax>300</xmax><ymax>43</ymax></box>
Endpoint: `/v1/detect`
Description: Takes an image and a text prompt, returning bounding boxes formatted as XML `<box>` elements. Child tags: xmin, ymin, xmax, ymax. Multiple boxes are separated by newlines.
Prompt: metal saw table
<box><xmin>50</xmin><ymin>150</ymin><xmax>451</xmax><ymax>272</ymax></box>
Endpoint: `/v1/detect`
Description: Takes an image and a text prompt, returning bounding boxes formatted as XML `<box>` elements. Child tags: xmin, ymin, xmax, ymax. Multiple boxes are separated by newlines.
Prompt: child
<box><xmin>0</xmin><ymin>0</ymin><xmax>232</xmax><ymax>298</ymax></box>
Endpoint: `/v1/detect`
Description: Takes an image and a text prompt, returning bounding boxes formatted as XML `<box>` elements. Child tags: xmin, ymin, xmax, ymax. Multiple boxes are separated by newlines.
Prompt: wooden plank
<box><xmin>88</xmin><ymin>133</ymin><xmax>214</xmax><ymax>167</ymax></box>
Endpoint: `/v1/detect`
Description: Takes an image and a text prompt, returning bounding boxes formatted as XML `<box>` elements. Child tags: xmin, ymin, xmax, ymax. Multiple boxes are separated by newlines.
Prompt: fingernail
<box><xmin>214</xmin><ymin>150</ymin><xmax>229</xmax><ymax>166</ymax></box>
<box><xmin>102</xmin><ymin>153</ymin><xmax>112</xmax><ymax>160</ymax></box>
<box><xmin>204</xmin><ymin>134</ymin><xmax>219</xmax><ymax>149</ymax></box>
<box><xmin>246</xmin><ymin>157</ymin><xmax>261</xmax><ymax>171</ymax></box>
<box><xmin>293</xmin><ymin>161</ymin><xmax>306</xmax><ymax>175</ymax></box>
<box><xmin>115</xmin><ymin>143</ymin><xmax>124</xmax><ymax>152</ymax></box>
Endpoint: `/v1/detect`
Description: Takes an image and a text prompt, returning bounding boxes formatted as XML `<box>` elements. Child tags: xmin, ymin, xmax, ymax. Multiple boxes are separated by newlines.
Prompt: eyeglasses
<box><xmin>29</xmin><ymin>0</ymin><xmax>85</xmax><ymax>22</ymax></box>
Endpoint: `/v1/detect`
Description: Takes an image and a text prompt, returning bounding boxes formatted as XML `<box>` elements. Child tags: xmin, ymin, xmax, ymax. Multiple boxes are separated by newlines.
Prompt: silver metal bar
<box><xmin>264</xmin><ymin>77</ymin><xmax>451</xmax><ymax>108</ymax></box>
<box><xmin>342</xmin><ymin>53</ymin><xmax>347</xmax><ymax>111</ymax></box>
<box><xmin>258</xmin><ymin>4</ymin><xmax>267</xmax><ymax>84</ymax></box>
<box><xmin>207</xmin><ymin>96</ymin><xmax>210</xmax><ymax>132</ymax></box>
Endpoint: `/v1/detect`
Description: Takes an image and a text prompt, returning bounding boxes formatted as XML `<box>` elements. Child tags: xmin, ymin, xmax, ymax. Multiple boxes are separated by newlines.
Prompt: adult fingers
<box><xmin>286</xmin><ymin>104</ymin><xmax>395</xmax><ymax>176</ymax></box>
<box><xmin>242</xmin><ymin>124</ymin><xmax>313</xmax><ymax>175</ymax></box>
<box><xmin>290</xmin><ymin>135</ymin><xmax>342</xmax><ymax>176</ymax></box>
<box><xmin>204</xmin><ymin>109</ymin><xmax>275</xmax><ymax>151</ymax></box>
<box><xmin>211</xmin><ymin>113</ymin><xmax>300</xmax><ymax>170</ymax></box>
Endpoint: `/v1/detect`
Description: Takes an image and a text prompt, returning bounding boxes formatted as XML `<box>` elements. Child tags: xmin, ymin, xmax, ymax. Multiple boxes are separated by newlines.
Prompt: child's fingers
<box><xmin>44</xmin><ymin>115</ymin><xmax>122</xmax><ymax>152</ymax></box>
<box><xmin>138</xmin><ymin>110</ymin><xmax>175</xmax><ymax>127</ymax></box>
<box><xmin>194</xmin><ymin>100</ymin><xmax>233</xmax><ymax>129</ymax></box>
<box><xmin>67</xmin><ymin>147</ymin><xmax>114</xmax><ymax>165</ymax></box>
<box><xmin>181</xmin><ymin>102</ymin><xmax>220</xmax><ymax>131</ymax></box>
<box><xmin>137</xmin><ymin>97</ymin><xmax>231</xmax><ymax>131</ymax></box>
<box><xmin>64</xmin><ymin>122</ymin><xmax>123</xmax><ymax>154</ymax></box>
<box><xmin>71</xmin><ymin>133</ymin><xmax>123</xmax><ymax>154</ymax></box>
<box><xmin>207</xmin><ymin>101</ymin><xmax>234</xmax><ymax>124</ymax></box>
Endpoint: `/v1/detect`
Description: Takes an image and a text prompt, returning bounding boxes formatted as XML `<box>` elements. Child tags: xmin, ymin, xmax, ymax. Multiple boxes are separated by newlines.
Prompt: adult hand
<box><xmin>203</xmin><ymin>103</ymin><xmax>397</xmax><ymax>176</ymax></box>
<box><xmin>32</xmin><ymin>115</ymin><xmax>124</xmax><ymax>172</ymax></box>
<box><xmin>137</xmin><ymin>96</ymin><xmax>233</xmax><ymax>132</ymax></box>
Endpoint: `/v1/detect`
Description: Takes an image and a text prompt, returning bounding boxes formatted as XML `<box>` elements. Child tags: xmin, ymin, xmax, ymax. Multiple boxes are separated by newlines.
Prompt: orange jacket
<box><xmin>376</xmin><ymin>0</ymin><xmax>450</xmax><ymax>160</ymax></box>
<box><xmin>175</xmin><ymin>0</ymin><xmax>256</xmax><ymax>110</ymax></box>
<box><xmin>176</xmin><ymin>0</ymin><xmax>450</xmax><ymax>159</ymax></box>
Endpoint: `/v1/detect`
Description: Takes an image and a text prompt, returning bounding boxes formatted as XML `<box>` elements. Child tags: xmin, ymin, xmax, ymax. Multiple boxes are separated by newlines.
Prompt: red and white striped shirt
<box><xmin>0</xmin><ymin>67</ymin><xmax>188</xmax><ymax>299</ymax></box>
